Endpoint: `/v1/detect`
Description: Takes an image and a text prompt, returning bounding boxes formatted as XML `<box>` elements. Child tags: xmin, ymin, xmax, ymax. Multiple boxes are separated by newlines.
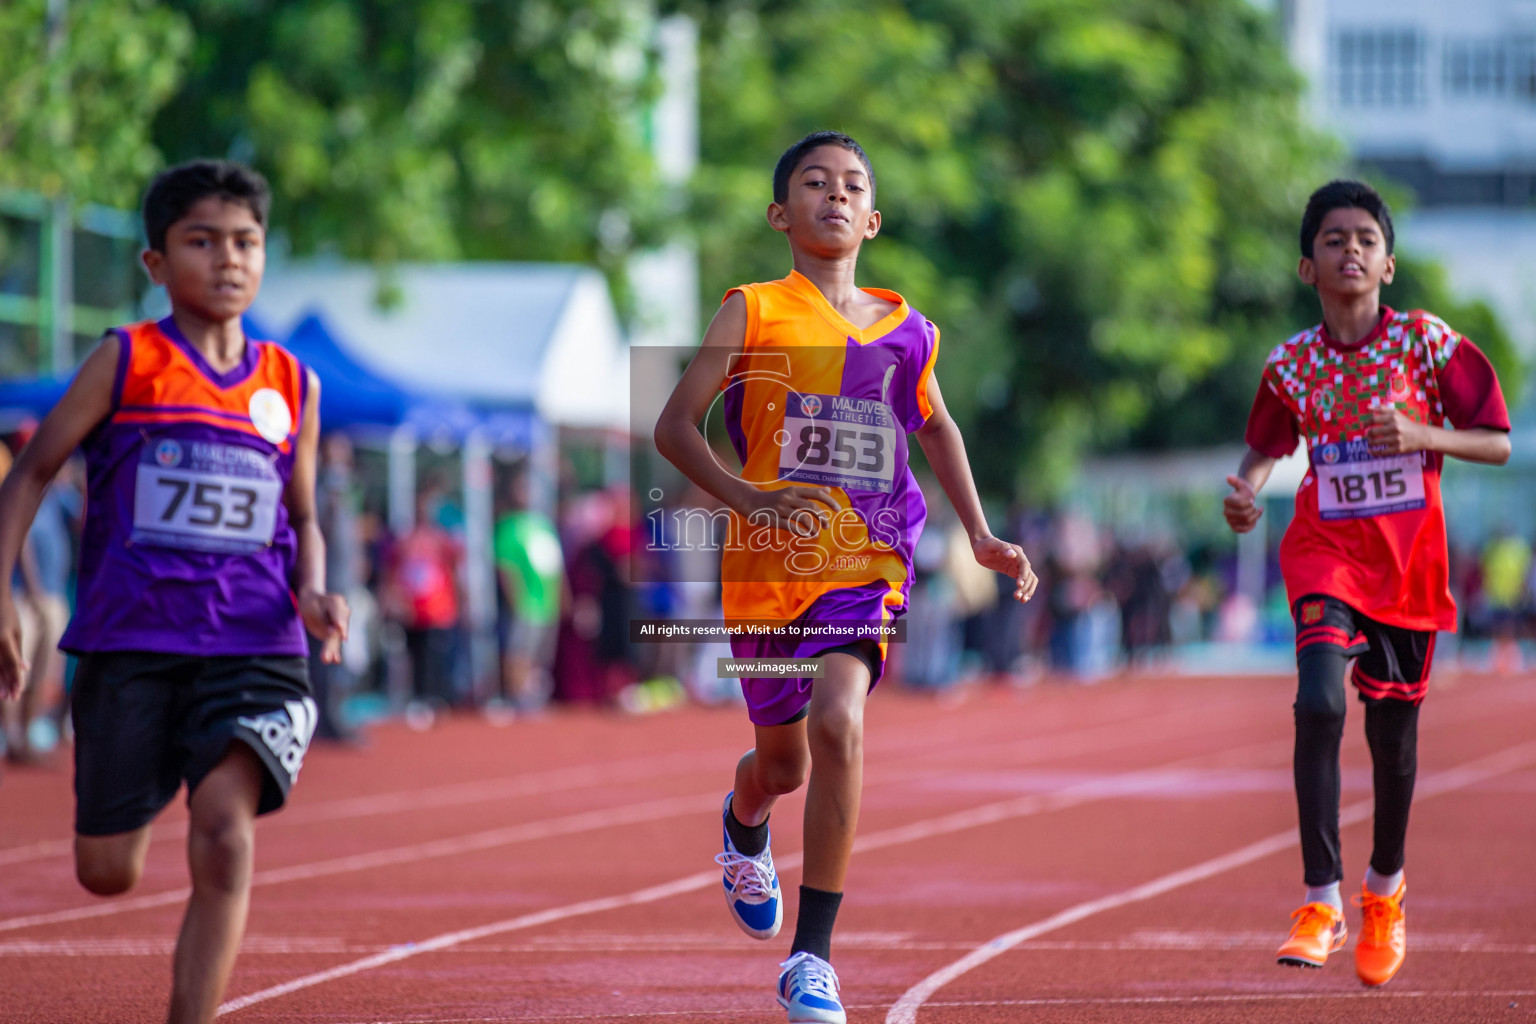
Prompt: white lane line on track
<box><xmin>0</xmin><ymin>748</ymin><xmax>736</xmax><ymax>869</ymax></box>
<box><xmin>249</xmin><ymin>989</ymin><xmax>1536</xmax><ymax>1023</ymax></box>
<box><xmin>213</xmin><ymin>731</ymin><xmax>1351</xmax><ymax>1016</ymax></box>
<box><xmin>9</xmin><ymin>675</ymin><xmax>1528</xmax><ymax>871</ymax></box>
<box><xmin>884</xmin><ymin>737</ymin><xmax>1536</xmax><ymax>1024</ymax></box>
<box><xmin>0</xmin><ymin>690</ymin><xmax>1257</xmax><ymax>869</ymax></box>
<box><xmin>0</xmin><ymin>792</ymin><xmax>721</xmax><ymax>934</ymax></box>
<box><xmin>0</xmin><ymin>675</ymin><xmax>1497</xmax><ymax>941</ymax></box>
<box><xmin>0</xmin><ymin>689</ymin><xmax>1282</xmax><ymax>931</ymax></box>
<box><xmin>14</xmin><ymin>934</ymin><xmax>1536</xmax><ymax>958</ymax></box>
<box><xmin>921</xmin><ymin>989</ymin><xmax>1536</xmax><ymax>1008</ymax></box>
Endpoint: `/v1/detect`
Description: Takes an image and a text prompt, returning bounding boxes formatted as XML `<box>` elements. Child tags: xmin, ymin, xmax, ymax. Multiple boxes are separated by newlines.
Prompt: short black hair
<box><xmin>142</xmin><ymin>160</ymin><xmax>271</xmax><ymax>251</ymax></box>
<box><xmin>772</xmin><ymin>131</ymin><xmax>875</xmax><ymax>205</ymax></box>
<box><xmin>1300</xmin><ymin>179</ymin><xmax>1393</xmax><ymax>259</ymax></box>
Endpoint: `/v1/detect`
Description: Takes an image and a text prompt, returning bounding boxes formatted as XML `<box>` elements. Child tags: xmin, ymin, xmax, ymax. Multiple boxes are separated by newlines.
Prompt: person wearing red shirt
<box><xmin>1224</xmin><ymin>180</ymin><xmax>1510</xmax><ymax>987</ymax></box>
<box><xmin>386</xmin><ymin>486</ymin><xmax>464</xmax><ymax>723</ymax></box>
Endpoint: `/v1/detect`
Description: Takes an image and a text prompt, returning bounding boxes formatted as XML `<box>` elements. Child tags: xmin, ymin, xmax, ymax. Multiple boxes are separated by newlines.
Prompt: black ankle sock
<box><xmin>725</xmin><ymin>800</ymin><xmax>769</xmax><ymax>857</ymax></box>
<box><xmin>791</xmin><ymin>886</ymin><xmax>843</xmax><ymax>962</ymax></box>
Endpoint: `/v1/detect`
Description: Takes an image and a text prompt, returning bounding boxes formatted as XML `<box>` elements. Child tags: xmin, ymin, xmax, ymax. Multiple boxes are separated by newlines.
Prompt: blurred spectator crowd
<box><xmin>4</xmin><ymin>431</ymin><xmax>1533</xmax><ymax>772</ymax></box>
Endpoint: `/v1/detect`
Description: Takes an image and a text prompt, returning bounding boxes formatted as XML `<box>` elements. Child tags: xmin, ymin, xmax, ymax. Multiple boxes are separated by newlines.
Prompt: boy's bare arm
<box><xmin>654</xmin><ymin>293</ymin><xmax>836</xmax><ymax>535</ymax></box>
<box><xmin>1366</xmin><ymin>408</ymin><xmax>1510</xmax><ymax>465</ymax></box>
<box><xmin>913</xmin><ymin>373</ymin><xmax>1037</xmax><ymax>602</ymax></box>
<box><xmin>1224</xmin><ymin>447</ymin><xmax>1277</xmax><ymax>534</ymax></box>
<box><xmin>0</xmin><ymin>337</ymin><xmax>119</xmax><ymax>697</ymax></box>
<box><xmin>284</xmin><ymin>371</ymin><xmax>349</xmax><ymax>663</ymax></box>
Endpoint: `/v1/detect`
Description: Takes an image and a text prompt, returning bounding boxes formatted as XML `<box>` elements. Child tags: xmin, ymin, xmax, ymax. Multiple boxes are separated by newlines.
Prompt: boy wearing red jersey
<box><xmin>1225</xmin><ymin>180</ymin><xmax>1510</xmax><ymax>986</ymax></box>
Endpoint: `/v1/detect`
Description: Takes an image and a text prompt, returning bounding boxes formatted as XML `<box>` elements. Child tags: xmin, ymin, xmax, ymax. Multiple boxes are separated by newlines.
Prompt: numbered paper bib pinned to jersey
<box><xmin>1312</xmin><ymin>440</ymin><xmax>1426</xmax><ymax>521</ymax></box>
<box><xmin>132</xmin><ymin>439</ymin><xmax>283</xmax><ymax>554</ymax></box>
<box><xmin>778</xmin><ymin>392</ymin><xmax>898</xmax><ymax>493</ymax></box>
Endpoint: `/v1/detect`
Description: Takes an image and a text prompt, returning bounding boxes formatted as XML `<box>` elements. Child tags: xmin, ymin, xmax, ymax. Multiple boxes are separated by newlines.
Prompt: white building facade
<box><xmin>1278</xmin><ymin>0</ymin><xmax>1536</xmax><ymax>352</ymax></box>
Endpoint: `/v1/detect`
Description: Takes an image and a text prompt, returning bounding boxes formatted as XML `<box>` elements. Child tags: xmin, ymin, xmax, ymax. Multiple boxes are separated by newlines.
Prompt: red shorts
<box><xmin>1294</xmin><ymin>594</ymin><xmax>1436</xmax><ymax>704</ymax></box>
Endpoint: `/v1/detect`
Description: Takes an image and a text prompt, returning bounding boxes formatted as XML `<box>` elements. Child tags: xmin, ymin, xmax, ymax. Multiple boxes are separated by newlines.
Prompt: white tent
<box><xmin>254</xmin><ymin>262</ymin><xmax>631</xmax><ymax>701</ymax></box>
<box><xmin>254</xmin><ymin>262</ymin><xmax>629</xmax><ymax>431</ymax></box>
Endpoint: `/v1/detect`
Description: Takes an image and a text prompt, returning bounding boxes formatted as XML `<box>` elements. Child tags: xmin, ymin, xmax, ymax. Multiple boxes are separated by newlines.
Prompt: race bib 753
<box><xmin>132</xmin><ymin>439</ymin><xmax>283</xmax><ymax>554</ymax></box>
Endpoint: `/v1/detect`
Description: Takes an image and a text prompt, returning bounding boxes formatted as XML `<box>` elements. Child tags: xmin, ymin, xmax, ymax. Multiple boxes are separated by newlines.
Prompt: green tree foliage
<box><xmin>153</xmin><ymin>0</ymin><xmax>665</xmax><ymax>279</ymax></box>
<box><xmin>7</xmin><ymin>0</ymin><xmax>1507</xmax><ymax>489</ymax></box>
<box><xmin>683</xmin><ymin>0</ymin><xmax>1501</xmax><ymax>498</ymax></box>
<box><xmin>0</xmin><ymin>0</ymin><xmax>191</xmax><ymax>206</ymax></box>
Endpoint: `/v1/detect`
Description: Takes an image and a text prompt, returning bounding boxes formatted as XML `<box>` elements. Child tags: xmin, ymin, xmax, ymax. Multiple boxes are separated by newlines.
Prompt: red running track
<box><xmin>1</xmin><ymin>670</ymin><xmax>1534</xmax><ymax>1024</ymax></box>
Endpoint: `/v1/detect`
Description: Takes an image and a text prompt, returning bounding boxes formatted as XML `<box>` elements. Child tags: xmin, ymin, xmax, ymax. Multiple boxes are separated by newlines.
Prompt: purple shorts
<box><xmin>731</xmin><ymin>581</ymin><xmax>906</xmax><ymax>726</ymax></box>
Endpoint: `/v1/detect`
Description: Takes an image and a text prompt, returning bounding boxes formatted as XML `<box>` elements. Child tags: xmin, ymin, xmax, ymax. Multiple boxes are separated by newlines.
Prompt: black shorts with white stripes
<box><xmin>71</xmin><ymin>651</ymin><xmax>315</xmax><ymax>835</ymax></box>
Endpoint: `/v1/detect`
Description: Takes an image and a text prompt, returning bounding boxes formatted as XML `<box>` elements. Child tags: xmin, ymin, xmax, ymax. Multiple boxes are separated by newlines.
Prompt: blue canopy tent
<box><xmin>0</xmin><ymin>314</ymin><xmax>290</xmax><ymax>423</ymax></box>
<box><xmin>0</xmin><ymin>376</ymin><xmax>69</xmax><ymax>426</ymax></box>
<box><xmin>0</xmin><ymin>312</ymin><xmax>539</xmax><ymax>439</ymax></box>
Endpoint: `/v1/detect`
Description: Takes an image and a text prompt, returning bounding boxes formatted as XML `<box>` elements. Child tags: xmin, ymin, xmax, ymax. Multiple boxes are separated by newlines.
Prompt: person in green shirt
<box><xmin>1481</xmin><ymin>528</ymin><xmax>1531</xmax><ymax>673</ymax></box>
<box><xmin>494</xmin><ymin>470</ymin><xmax>565</xmax><ymax>712</ymax></box>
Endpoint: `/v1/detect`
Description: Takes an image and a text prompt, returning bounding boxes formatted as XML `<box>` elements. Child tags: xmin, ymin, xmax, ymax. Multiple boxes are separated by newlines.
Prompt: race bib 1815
<box><xmin>778</xmin><ymin>392</ymin><xmax>899</xmax><ymax>493</ymax></box>
<box><xmin>1312</xmin><ymin>440</ymin><xmax>1426</xmax><ymax>520</ymax></box>
<box><xmin>132</xmin><ymin>439</ymin><xmax>283</xmax><ymax>554</ymax></box>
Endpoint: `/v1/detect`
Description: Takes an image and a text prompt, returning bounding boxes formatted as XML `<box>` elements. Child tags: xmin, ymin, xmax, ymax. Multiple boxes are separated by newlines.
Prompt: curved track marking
<box><xmin>213</xmin><ymin>731</ymin><xmax>1330</xmax><ymax>1015</ymax></box>
<box><xmin>919</xmin><ymin>988</ymin><xmax>1536</xmax><ymax>1009</ymax></box>
<box><xmin>885</xmin><ymin>738</ymin><xmax>1536</xmax><ymax>1024</ymax></box>
<box><xmin>3</xmin><ymin>681</ymin><xmax>1509</xmax><ymax>936</ymax></box>
<box><xmin>0</xmin><ymin>690</ymin><xmax>1280</xmax><ymax>931</ymax></box>
<box><xmin>222</xmin><ymin>989</ymin><xmax>1536</xmax><ymax>1023</ymax></box>
<box><xmin>0</xmin><ymin>792</ymin><xmax>719</xmax><ymax>934</ymax></box>
<box><xmin>0</xmin><ymin>688</ymin><xmax>1227</xmax><ymax>868</ymax></box>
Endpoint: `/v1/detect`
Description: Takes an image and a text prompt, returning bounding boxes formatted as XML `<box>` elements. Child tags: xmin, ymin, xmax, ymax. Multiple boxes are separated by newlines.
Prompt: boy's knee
<box><xmin>75</xmin><ymin>857</ymin><xmax>141</xmax><ymax>897</ymax></box>
<box><xmin>189</xmin><ymin>812</ymin><xmax>255</xmax><ymax>892</ymax></box>
<box><xmin>74</xmin><ymin>838</ymin><xmax>145</xmax><ymax>897</ymax></box>
<box><xmin>760</xmin><ymin>756</ymin><xmax>810</xmax><ymax>794</ymax></box>
<box><xmin>808</xmin><ymin>706</ymin><xmax>863</xmax><ymax>766</ymax></box>
<box><xmin>1295</xmin><ymin>646</ymin><xmax>1348</xmax><ymax>722</ymax></box>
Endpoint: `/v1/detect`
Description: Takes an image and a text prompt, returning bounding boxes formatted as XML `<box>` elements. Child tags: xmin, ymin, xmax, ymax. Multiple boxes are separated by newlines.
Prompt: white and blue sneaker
<box><xmin>777</xmin><ymin>951</ymin><xmax>846</xmax><ymax>1024</ymax></box>
<box><xmin>714</xmin><ymin>792</ymin><xmax>782</xmax><ymax>939</ymax></box>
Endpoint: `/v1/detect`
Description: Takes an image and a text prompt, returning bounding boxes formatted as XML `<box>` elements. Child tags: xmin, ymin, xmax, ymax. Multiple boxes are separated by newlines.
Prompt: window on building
<box><xmin>1443</xmin><ymin>37</ymin><xmax>1536</xmax><ymax>102</ymax></box>
<box><xmin>1444</xmin><ymin>39</ymin><xmax>1505</xmax><ymax>97</ymax></box>
<box><xmin>1334</xmin><ymin>28</ymin><xmax>1426</xmax><ymax>107</ymax></box>
<box><xmin>1511</xmin><ymin>38</ymin><xmax>1536</xmax><ymax>101</ymax></box>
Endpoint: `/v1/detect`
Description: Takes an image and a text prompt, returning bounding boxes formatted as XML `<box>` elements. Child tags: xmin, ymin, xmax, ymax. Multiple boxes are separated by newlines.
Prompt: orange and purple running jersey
<box><xmin>61</xmin><ymin>318</ymin><xmax>308</xmax><ymax>656</ymax></box>
<box><xmin>717</xmin><ymin>270</ymin><xmax>939</xmax><ymax>626</ymax></box>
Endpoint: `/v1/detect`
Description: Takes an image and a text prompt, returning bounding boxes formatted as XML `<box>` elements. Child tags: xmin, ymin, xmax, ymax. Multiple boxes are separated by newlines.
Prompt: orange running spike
<box><xmin>1354</xmin><ymin>880</ymin><xmax>1407</xmax><ymax>986</ymax></box>
<box><xmin>1276</xmin><ymin>901</ymin><xmax>1347</xmax><ymax>969</ymax></box>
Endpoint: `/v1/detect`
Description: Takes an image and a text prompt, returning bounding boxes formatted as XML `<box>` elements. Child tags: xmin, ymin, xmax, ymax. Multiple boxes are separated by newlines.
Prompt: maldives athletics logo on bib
<box><xmin>798</xmin><ymin>393</ymin><xmax>823</xmax><ymax>417</ymax></box>
<box><xmin>249</xmin><ymin>388</ymin><xmax>293</xmax><ymax>444</ymax></box>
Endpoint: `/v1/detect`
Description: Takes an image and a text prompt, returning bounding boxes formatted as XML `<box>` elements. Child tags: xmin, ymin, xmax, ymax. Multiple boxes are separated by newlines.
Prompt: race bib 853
<box><xmin>1312</xmin><ymin>440</ymin><xmax>1426</xmax><ymax>520</ymax></box>
<box><xmin>132</xmin><ymin>439</ymin><xmax>283</xmax><ymax>554</ymax></box>
<box><xmin>778</xmin><ymin>392</ymin><xmax>899</xmax><ymax>493</ymax></box>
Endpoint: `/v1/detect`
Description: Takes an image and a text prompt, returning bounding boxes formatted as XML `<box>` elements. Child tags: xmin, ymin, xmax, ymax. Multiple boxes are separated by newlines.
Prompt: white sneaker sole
<box><xmin>777</xmin><ymin>995</ymin><xmax>846</xmax><ymax>1024</ymax></box>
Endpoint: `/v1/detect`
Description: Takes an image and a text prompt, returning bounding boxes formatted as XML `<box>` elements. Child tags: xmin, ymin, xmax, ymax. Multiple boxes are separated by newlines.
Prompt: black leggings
<box><xmin>1294</xmin><ymin>644</ymin><xmax>1420</xmax><ymax>886</ymax></box>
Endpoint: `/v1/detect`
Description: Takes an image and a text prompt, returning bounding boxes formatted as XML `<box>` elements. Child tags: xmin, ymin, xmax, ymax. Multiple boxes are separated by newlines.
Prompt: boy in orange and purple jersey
<box><xmin>1225</xmin><ymin>180</ymin><xmax>1510</xmax><ymax>987</ymax></box>
<box><xmin>655</xmin><ymin>131</ymin><xmax>1038</xmax><ymax>1023</ymax></box>
<box><xmin>0</xmin><ymin>161</ymin><xmax>349</xmax><ymax>1024</ymax></box>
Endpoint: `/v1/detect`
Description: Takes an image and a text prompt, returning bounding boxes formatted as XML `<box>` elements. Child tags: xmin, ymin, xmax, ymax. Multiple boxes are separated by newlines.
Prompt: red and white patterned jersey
<box><xmin>1245</xmin><ymin>306</ymin><xmax>1509</xmax><ymax>631</ymax></box>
